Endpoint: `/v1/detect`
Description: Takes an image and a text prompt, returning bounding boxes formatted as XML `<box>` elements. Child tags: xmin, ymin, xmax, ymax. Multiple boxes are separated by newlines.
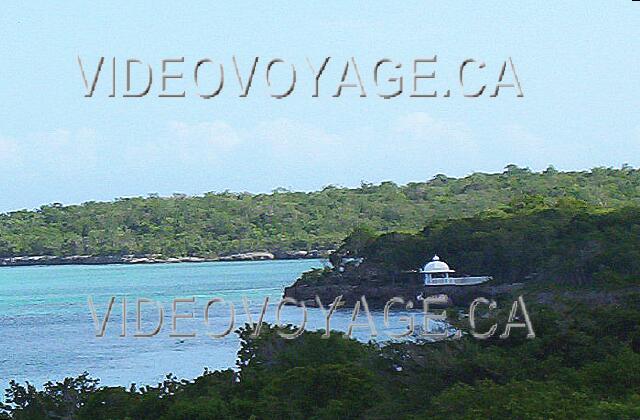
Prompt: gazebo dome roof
<box><xmin>422</xmin><ymin>255</ymin><xmax>455</xmax><ymax>273</ymax></box>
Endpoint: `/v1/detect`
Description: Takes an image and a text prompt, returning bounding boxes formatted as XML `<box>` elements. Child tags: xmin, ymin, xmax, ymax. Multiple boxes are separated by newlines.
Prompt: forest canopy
<box><xmin>1</xmin><ymin>165</ymin><xmax>639</xmax><ymax>258</ymax></box>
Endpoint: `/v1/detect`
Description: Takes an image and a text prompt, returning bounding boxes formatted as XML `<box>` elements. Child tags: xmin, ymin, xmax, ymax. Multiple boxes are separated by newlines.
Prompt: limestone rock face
<box><xmin>216</xmin><ymin>252</ymin><xmax>275</xmax><ymax>261</ymax></box>
<box><xmin>284</xmin><ymin>263</ymin><xmax>522</xmax><ymax>310</ymax></box>
<box><xmin>0</xmin><ymin>249</ymin><xmax>333</xmax><ymax>267</ymax></box>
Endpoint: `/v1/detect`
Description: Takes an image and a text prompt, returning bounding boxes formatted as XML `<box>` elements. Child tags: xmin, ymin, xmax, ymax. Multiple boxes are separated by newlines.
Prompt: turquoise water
<box><xmin>0</xmin><ymin>260</ymin><xmax>418</xmax><ymax>393</ymax></box>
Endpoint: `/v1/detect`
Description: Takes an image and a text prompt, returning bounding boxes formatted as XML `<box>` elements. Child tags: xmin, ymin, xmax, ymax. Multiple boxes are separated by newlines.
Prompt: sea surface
<box><xmin>0</xmin><ymin>259</ymin><xmax>422</xmax><ymax>393</ymax></box>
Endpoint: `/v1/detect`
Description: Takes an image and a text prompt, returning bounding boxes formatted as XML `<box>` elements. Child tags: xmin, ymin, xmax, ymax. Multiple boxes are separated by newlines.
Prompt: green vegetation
<box><xmin>4</xmin><ymin>199</ymin><xmax>640</xmax><ymax>419</ymax></box>
<box><xmin>324</xmin><ymin>199</ymin><xmax>640</xmax><ymax>289</ymax></box>
<box><xmin>3</xmin><ymin>165</ymin><xmax>640</xmax><ymax>418</ymax></box>
<box><xmin>2</xmin><ymin>165</ymin><xmax>640</xmax><ymax>257</ymax></box>
<box><xmin>3</xmin><ymin>292</ymin><xmax>640</xmax><ymax>419</ymax></box>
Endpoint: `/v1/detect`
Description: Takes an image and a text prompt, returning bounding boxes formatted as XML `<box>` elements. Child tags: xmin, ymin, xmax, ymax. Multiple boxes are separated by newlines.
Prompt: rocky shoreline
<box><xmin>0</xmin><ymin>249</ymin><xmax>332</xmax><ymax>267</ymax></box>
<box><xmin>284</xmin><ymin>278</ymin><xmax>524</xmax><ymax>310</ymax></box>
<box><xmin>283</xmin><ymin>264</ymin><xmax>524</xmax><ymax>310</ymax></box>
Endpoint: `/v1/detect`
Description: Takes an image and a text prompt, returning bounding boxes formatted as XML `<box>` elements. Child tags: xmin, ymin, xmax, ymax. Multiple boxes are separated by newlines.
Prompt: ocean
<box><xmin>0</xmin><ymin>259</ymin><xmax>422</xmax><ymax>393</ymax></box>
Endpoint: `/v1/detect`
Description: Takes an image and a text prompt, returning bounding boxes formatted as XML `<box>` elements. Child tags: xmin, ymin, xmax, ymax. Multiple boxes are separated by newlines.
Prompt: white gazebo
<box><xmin>420</xmin><ymin>255</ymin><xmax>491</xmax><ymax>286</ymax></box>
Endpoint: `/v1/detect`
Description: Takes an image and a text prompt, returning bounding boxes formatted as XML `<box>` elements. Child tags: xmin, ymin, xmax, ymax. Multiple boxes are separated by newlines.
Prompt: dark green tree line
<box><xmin>1</xmin><ymin>166</ymin><xmax>640</xmax><ymax>258</ymax></box>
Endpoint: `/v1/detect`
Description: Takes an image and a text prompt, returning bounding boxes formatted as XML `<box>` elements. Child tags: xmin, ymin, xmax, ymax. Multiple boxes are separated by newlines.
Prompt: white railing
<box><xmin>452</xmin><ymin>276</ymin><xmax>491</xmax><ymax>285</ymax></box>
<box><xmin>426</xmin><ymin>276</ymin><xmax>491</xmax><ymax>286</ymax></box>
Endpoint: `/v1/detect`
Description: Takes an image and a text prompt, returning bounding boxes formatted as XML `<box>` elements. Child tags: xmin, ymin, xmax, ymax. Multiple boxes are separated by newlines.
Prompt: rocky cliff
<box><xmin>0</xmin><ymin>249</ymin><xmax>332</xmax><ymax>267</ymax></box>
<box><xmin>283</xmin><ymin>262</ymin><xmax>523</xmax><ymax>309</ymax></box>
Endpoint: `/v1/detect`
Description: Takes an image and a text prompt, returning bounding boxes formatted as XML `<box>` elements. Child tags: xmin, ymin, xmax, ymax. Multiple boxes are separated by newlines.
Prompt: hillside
<box><xmin>1</xmin><ymin>165</ymin><xmax>639</xmax><ymax>258</ymax></box>
<box><xmin>286</xmin><ymin>201</ymin><xmax>640</xmax><ymax>307</ymax></box>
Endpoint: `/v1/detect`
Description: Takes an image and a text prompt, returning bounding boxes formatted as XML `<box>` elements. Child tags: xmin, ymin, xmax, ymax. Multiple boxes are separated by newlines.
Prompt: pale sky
<box><xmin>1</xmin><ymin>1</ymin><xmax>639</xmax><ymax>212</ymax></box>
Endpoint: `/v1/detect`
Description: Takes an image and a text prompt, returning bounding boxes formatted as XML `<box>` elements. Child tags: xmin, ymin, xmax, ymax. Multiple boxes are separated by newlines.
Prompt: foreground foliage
<box><xmin>3</xmin><ymin>168</ymin><xmax>640</xmax><ymax>418</ymax></box>
<box><xmin>3</xmin><ymin>292</ymin><xmax>640</xmax><ymax>419</ymax></box>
